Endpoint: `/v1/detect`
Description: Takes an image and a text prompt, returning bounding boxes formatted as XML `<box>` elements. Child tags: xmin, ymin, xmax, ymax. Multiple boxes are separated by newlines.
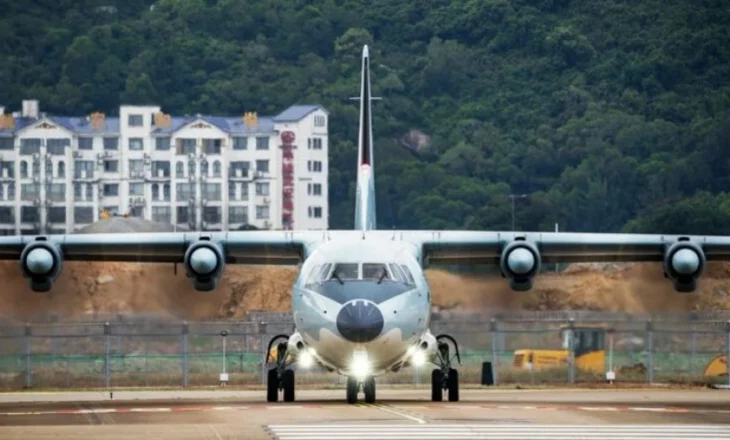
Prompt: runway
<box><xmin>0</xmin><ymin>388</ymin><xmax>729</xmax><ymax>439</ymax></box>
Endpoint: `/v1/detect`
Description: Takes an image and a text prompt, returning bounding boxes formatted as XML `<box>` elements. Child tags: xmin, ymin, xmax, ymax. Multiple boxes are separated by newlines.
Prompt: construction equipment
<box><xmin>704</xmin><ymin>355</ymin><xmax>728</xmax><ymax>377</ymax></box>
<box><xmin>99</xmin><ymin>209</ymin><xmax>111</xmax><ymax>220</ymax></box>
<box><xmin>512</xmin><ymin>325</ymin><xmax>647</xmax><ymax>375</ymax></box>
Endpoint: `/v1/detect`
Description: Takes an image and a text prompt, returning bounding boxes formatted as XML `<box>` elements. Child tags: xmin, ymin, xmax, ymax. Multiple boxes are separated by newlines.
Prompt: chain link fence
<box><xmin>0</xmin><ymin>311</ymin><xmax>728</xmax><ymax>389</ymax></box>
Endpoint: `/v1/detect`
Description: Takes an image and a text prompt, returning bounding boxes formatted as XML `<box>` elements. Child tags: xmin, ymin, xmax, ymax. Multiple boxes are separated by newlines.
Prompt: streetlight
<box><xmin>220</xmin><ymin>330</ymin><xmax>229</xmax><ymax>386</ymax></box>
<box><xmin>508</xmin><ymin>194</ymin><xmax>529</xmax><ymax>231</ymax></box>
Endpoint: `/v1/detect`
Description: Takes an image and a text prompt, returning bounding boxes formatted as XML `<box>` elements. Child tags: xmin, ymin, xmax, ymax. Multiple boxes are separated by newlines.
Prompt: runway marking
<box><xmin>267</xmin><ymin>424</ymin><xmax>730</xmax><ymax>440</ymax></box>
<box><xmin>362</xmin><ymin>404</ymin><xmax>427</xmax><ymax>424</ymax></box>
<box><xmin>208</xmin><ymin>425</ymin><xmax>223</xmax><ymax>440</ymax></box>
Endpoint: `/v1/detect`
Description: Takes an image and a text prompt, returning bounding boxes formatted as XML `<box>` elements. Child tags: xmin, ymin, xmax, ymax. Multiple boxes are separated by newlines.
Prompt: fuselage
<box><xmin>291</xmin><ymin>238</ymin><xmax>431</xmax><ymax>376</ymax></box>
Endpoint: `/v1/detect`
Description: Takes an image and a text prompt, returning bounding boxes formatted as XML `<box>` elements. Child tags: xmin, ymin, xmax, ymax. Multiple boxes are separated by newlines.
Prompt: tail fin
<box><xmin>354</xmin><ymin>45</ymin><xmax>377</xmax><ymax>231</ymax></box>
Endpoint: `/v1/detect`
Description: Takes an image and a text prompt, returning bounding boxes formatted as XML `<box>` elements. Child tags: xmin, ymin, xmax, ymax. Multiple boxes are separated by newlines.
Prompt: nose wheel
<box><xmin>266</xmin><ymin>334</ymin><xmax>296</xmax><ymax>403</ymax></box>
<box><xmin>431</xmin><ymin>334</ymin><xmax>461</xmax><ymax>402</ymax></box>
<box><xmin>346</xmin><ymin>376</ymin><xmax>376</xmax><ymax>404</ymax></box>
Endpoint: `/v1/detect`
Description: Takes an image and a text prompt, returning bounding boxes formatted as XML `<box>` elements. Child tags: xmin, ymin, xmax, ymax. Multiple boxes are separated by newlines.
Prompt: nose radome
<box><xmin>336</xmin><ymin>300</ymin><xmax>384</xmax><ymax>343</ymax></box>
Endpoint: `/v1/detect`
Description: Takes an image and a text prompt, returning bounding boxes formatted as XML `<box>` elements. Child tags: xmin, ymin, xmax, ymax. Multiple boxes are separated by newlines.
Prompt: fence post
<box><xmin>260</xmin><ymin>322</ymin><xmax>267</xmax><ymax>385</ymax></box>
<box><xmin>103</xmin><ymin>322</ymin><xmax>111</xmax><ymax>388</ymax></box>
<box><xmin>24</xmin><ymin>323</ymin><xmax>31</xmax><ymax>389</ymax></box>
<box><xmin>646</xmin><ymin>321</ymin><xmax>654</xmax><ymax>384</ymax></box>
<box><xmin>181</xmin><ymin>322</ymin><xmax>189</xmax><ymax>388</ymax></box>
<box><xmin>490</xmin><ymin>319</ymin><xmax>499</xmax><ymax>386</ymax></box>
<box><xmin>725</xmin><ymin>321</ymin><xmax>730</xmax><ymax>387</ymax></box>
<box><xmin>567</xmin><ymin>318</ymin><xmax>575</xmax><ymax>385</ymax></box>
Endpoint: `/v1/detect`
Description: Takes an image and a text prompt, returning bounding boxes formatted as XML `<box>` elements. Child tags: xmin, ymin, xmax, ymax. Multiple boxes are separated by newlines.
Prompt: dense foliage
<box><xmin>2</xmin><ymin>0</ymin><xmax>729</xmax><ymax>233</ymax></box>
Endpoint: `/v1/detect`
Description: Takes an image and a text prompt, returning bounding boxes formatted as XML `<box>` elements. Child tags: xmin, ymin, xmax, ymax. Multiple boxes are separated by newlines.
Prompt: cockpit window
<box><xmin>363</xmin><ymin>263</ymin><xmax>389</xmax><ymax>281</ymax></box>
<box><xmin>399</xmin><ymin>264</ymin><xmax>416</xmax><ymax>285</ymax></box>
<box><xmin>331</xmin><ymin>263</ymin><xmax>358</xmax><ymax>281</ymax></box>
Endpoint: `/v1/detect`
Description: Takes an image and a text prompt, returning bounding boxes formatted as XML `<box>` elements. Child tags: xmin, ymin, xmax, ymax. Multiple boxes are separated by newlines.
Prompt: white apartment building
<box><xmin>0</xmin><ymin>100</ymin><xmax>329</xmax><ymax>235</ymax></box>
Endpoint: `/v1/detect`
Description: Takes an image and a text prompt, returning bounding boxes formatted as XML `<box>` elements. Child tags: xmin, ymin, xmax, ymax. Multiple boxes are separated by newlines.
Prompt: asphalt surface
<box><xmin>0</xmin><ymin>388</ymin><xmax>729</xmax><ymax>439</ymax></box>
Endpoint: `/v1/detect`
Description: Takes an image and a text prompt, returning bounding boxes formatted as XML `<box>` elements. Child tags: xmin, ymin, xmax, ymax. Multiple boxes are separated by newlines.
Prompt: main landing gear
<box><xmin>431</xmin><ymin>334</ymin><xmax>461</xmax><ymax>402</ymax></box>
<box><xmin>346</xmin><ymin>375</ymin><xmax>376</xmax><ymax>404</ymax></box>
<box><xmin>266</xmin><ymin>334</ymin><xmax>296</xmax><ymax>403</ymax></box>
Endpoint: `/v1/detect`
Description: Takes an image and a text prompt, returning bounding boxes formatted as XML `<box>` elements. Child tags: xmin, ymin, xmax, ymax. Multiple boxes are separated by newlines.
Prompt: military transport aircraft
<box><xmin>2</xmin><ymin>45</ymin><xmax>730</xmax><ymax>404</ymax></box>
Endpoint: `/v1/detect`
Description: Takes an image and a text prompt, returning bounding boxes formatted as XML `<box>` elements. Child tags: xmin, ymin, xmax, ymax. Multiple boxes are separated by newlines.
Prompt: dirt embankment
<box><xmin>0</xmin><ymin>218</ymin><xmax>728</xmax><ymax>321</ymax></box>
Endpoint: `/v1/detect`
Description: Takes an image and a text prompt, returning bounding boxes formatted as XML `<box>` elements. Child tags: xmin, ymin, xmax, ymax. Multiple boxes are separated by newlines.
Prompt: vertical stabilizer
<box><xmin>354</xmin><ymin>45</ymin><xmax>377</xmax><ymax>231</ymax></box>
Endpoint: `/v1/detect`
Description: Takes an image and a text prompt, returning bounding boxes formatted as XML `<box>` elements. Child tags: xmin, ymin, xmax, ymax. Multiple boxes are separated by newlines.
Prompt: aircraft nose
<box><xmin>336</xmin><ymin>300</ymin><xmax>384</xmax><ymax>343</ymax></box>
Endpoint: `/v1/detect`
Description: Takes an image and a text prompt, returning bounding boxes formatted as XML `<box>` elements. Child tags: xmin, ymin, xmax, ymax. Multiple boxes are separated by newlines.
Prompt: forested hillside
<box><xmin>2</xmin><ymin>0</ymin><xmax>729</xmax><ymax>233</ymax></box>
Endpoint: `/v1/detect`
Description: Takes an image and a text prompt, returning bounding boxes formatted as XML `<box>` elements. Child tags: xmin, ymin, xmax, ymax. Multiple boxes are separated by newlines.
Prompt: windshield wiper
<box><xmin>332</xmin><ymin>272</ymin><xmax>345</xmax><ymax>285</ymax></box>
<box><xmin>377</xmin><ymin>269</ymin><xmax>388</xmax><ymax>284</ymax></box>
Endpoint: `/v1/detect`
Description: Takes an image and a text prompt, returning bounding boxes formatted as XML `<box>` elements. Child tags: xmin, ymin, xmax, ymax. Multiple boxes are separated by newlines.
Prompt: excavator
<box><xmin>512</xmin><ymin>325</ymin><xmax>645</xmax><ymax>375</ymax></box>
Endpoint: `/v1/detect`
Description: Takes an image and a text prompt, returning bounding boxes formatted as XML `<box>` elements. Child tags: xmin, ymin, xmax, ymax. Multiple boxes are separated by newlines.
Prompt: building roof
<box><xmin>151</xmin><ymin>115</ymin><xmax>276</xmax><ymax>135</ymax></box>
<box><xmin>273</xmin><ymin>105</ymin><xmax>328</xmax><ymax>122</ymax></box>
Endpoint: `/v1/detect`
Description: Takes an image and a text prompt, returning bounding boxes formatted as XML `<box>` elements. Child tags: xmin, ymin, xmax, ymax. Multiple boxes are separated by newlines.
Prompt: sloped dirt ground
<box><xmin>0</xmin><ymin>219</ymin><xmax>728</xmax><ymax>321</ymax></box>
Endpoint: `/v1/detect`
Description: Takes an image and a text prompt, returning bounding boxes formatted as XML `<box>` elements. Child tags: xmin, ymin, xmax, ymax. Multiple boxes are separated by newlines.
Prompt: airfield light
<box><xmin>299</xmin><ymin>349</ymin><xmax>314</xmax><ymax>369</ymax></box>
<box><xmin>351</xmin><ymin>351</ymin><xmax>371</xmax><ymax>380</ymax></box>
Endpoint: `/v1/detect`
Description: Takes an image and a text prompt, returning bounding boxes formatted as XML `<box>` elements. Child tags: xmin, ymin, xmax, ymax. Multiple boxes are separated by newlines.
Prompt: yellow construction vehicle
<box><xmin>512</xmin><ymin>325</ymin><xmax>617</xmax><ymax>374</ymax></box>
<box><xmin>704</xmin><ymin>355</ymin><xmax>728</xmax><ymax>378</ymax></box>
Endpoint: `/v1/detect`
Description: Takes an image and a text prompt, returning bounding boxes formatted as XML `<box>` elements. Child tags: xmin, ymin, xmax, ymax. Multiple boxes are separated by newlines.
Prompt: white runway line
<box><xmin>267</xmin><ymin>424</ymin><xmax>730</xmax><ymax>440</ymax></box>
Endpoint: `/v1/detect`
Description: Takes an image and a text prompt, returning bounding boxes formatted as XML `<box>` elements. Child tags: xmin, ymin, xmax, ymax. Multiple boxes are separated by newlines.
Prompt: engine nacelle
<box><xmin>500</xmin><ymin>240</ymin><xmax>541</xmax><ymax>291</ymax></box>
<box><xmin>663</xmin><ymin>241</ymin><xmax>705</xmax><ymax>292</ymax></box>
<box><xmin>183</xmin><ymin>240</ymin><xmax>225</xmax><ymax>291</ymax></box>
<box><xmin>19</xmin><ymin>240</ymin><xmax>64</xmax><ymax>292</ymax></box>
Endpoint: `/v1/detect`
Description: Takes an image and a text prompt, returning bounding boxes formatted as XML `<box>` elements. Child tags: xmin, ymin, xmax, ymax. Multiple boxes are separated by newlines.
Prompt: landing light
<box><xmin>351</xmin><ymin>351</ymin><xmax>371</xmax><ymax>380</ymax></box>
<box><xmin>411</xmin><ymin>349</ymin><xmax>426</xmax><ymax>367</ymax></box>
<box><xmin>298</xmin><ymin>348</ymin><xmax>315</xmax><ymax>369</ymax></box>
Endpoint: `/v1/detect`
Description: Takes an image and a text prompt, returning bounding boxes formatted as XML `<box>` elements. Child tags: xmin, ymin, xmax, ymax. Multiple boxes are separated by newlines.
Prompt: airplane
<box><xmin>3</xmin><ymin>44</ymin><xmax>730</xmax><ymax>405</ymax></box>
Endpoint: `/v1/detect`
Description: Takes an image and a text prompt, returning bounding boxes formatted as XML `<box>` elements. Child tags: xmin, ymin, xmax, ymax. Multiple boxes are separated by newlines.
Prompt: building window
<box><xmin>103</xmin><ymin>184</ymin><xmax>118</xmax><ymax>196</ymax></box>
<box><xmin>229</xmin><ymin>161</ymin><xmax>249</xmax><ymax>177</ymax></box>
<box><xmin>203</xmin><ymin>206</ymin><xmax>221</xmax><ymax>224</ymax></box>
<box><xmin>21</xmin><ymin>206</ymin><xmax>40</xmax><ymax>223</ymax></box>
<box><xmin>309</xmin><ymin>138</ymin><xmax>323</xmax><ymax>150</ymax></box>
<box><xmin>0</xmin><ymin>162</ymin><xmax>12</xmax><ymax>179</ymax></box>
<box><xmin>307</xmin><ymin>160</ymin><xmax>322</xmax><ymax>172</ymax></box>
<box><xmin>228</xmin><ymin>183</ymin><xmax>237</xmax><ymax>200</ymax></box>
<box><xmin>162</xmin><ymin>183</ymin><xmax>170</xmax><ymax>201</ymax></box>
<box><xmin>47</xmin><ymin>206</ymin><xmax>66</xmax><ymax>223</ymax></box>
<box><xmin>20</xmin><ymin>139</ymin><xmax>41</xmax><ymax>155</ymax></box>
<box><xmin>128</xmin><ymin>114</ymin><xmax>143</xmax><ymax>127</ymax></box>
<box><xmin>103</xmin><ymin>160</ymin><xmax>118</xmax><ymax>173</ymax></box>
<box><xmin>57</xmin><ymin>162</ymin><xmax>65</xmax><ymax>178</ymax></box>
<box><xmin>152</xmin><ymin>161</ymin><xmax>170</xmax><ymax>178</ymax></box>
<box><xmin>152</xmin><ymin>184</ymin><xmax>159</xmax><ymax>200</ymax></box>
<box><xmin>48</xmin><ymin>184</ymin><xmax>65</xmax><ymax>202</ymax></box>
<box><xmin>256</xmin><ymin>137</ymin><xmax>269</xmax><ymax>150</ymax></box>
<box><xmin>20</xmin><ymin>161</ymin><xmax>28</xmax><ymax>178</ymax></box>
<box><xmin>229</xmin><ymin>207</ymin><xmax>248</xmax><ymax>224</ymax></box>
<box><xmin>0</xmin><ymin>138</ymin><xmax>13</xmax><ymax>150</ymax></box>
<box><xmin>213</xmin><ymin>161</ymin><xmax>221</xmax><ymax>177</ymax></box>
<box><xmin>176</xmin><ymin>183</ymin><xmax>194</xmax><ymax>201</ymax></box>
<box><xmin>308</xmin><ymin>183</ymin><xmax>322</xmax><ymax>196</ymax></box>
<box><xmin>0</xmin><ymin>206</ymin><xmax>13</xmax><ymax>223</ymax></box>
<box><xmin>45</xmin><ymin>160</ymin><xmax>53</xmax><ymax>178</ymax></box>
<box><xmin>256</xmin><ymin>160</ymin><xmax>269</xmax><ymax>173</ymax></box>
<box><xmin>308</xmin><ymin>206</ymin><xmax>323</xmax><ymax>218</ymax></box>
<box><xmin>241</xmin><ymin>182</ymin><xmax>249</xmax><ymax>200</ymax></box>
<box><xmin>103</xmin><ymin>137</ymin><xmax>118</xmax><ymax>150</ymax></box>
<box><xmin>314</xmin><ymin>115</ymin><xmax>326</xmax><ymax>127</ymax></box>
<box><xmin>21</xmin><ymin>183</ymin><xmax>39</xmax><ymax>201</ymax></box>
<box><xmin>201</xmin><ymin>183</ymin><xmax>221</xmax><ymax>201</ymax></box>
<box><xmin>176</xmin><ymin>206</ymin><xmax>189</xmax><ymax>223</ymax></box>
<box><xmin>255</xmin><ymin>182</ymin><xmax>269</xmax><ymax>196</ymax></box>
<box><xmin>128</xmin><ymin>138</ymin><xmax>144</xmax><ymax>150</ymax></box>
<box><xmin>188</xmin><ymin>161</ymin><xmax>195</xmax><ymax>177</ymax></box>
<box><xmin>152</xmin><ymin>206</ymin><xmax>171</xmax><ymax>224</ymax></box>
<box><xmin>155</xmin><ymin>137</ymin><xmax>171</xmax><ymax>151</ymax></box>
<box><xmin>256</xmin><ymin>205</ymin><xmax>269</xmax><ymax>219</ymax></box>
<box><xmin>176</xmin><ymin>138</ymin><xmax>196</xmax><ymax>155</ymax></box>
<box><xmin>203</xmin><ymin>139</ymin><xmax>222</xmax><ymax>155</ymax></box>
<box><xmin>75</xmin><ymin>160</ymin><xmax>94</xmax><ymax>179</ymax></box>
<box><xmin>129</xmin><ymin>182</ymin><xmax>144</xmax><ymax>196</ymax></box>
<box><xmin>200</xmin><ymin>161</ymin><xmax>209</xmax><ymax>177</ymax></box>
<box><xmin>74</xmin><ymin>207</ymin><xmax>93</xmax><ymax>224</ymax></box>
<box><xmin>176</xmin><ymin>162</ymin><xmax>184</xmax><ymax>177</ymax></box>
<box><xmin>47</xmin><ymin>138</ymin><xmax>70</xmax><ymax>155</ymax></box>
<box><xmin>74</xmin><ymin>183</ymin><xmax>84</xmax><ymax>201</ymax></box>
<box><xmin>129</xmin><ymin>159</ymin><xmax>144</xmax><ymax>176</ymax></box>
<box><xmin>233</xmin><ymin>137</ymin><xmax>247</xmax><ymax>150</ymax></box>
<box><xmin>78</xmin><ymin>137</ymin><xmax>93</xmax><ymax>150</ymax></box>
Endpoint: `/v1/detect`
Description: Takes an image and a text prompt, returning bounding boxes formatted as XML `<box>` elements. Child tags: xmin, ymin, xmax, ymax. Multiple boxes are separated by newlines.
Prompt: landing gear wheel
<box><xmin>363</xmin><ymin>376</ymin><xmax>376</xmax><ymax>404</ymax></box>
<box><xmin>283</xmin><ymin>369</ymin><xmax>295</xmax><ymax>402</ymax></box>
<box><xmin>267</xmin><ymin>369</ymin><xmax>279</xmax><ymax>402</ymax></box>
<box><xmin>346</xmin><ymin>376</ymin><xmax>358</xmax><ymax>404</ymax></box>
<box><xmin>447</xmin><ymin>368</ymin><xmax>459</xmax><ymax>402</ymax></box>
<box><xmin>431</xmin><ymin>369</ymin><xmax>443</xmax><ymax>402</ymax></box>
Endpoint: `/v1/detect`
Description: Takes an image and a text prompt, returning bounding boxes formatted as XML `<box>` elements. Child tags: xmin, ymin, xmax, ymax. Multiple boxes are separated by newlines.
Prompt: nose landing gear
<box><xmin>431</xmin><ymin>334</ymin><xmax>461</xmax><ymax>402</ymax></box>
<box><xmin>266</xmin><ymin>334</ymin><xmax>297</xmax><ymax>403</ymax></box>
<box><xmin>346</xmin><ymin>376</ymin><xmax>376</xmax><ymax>404</ymax></box>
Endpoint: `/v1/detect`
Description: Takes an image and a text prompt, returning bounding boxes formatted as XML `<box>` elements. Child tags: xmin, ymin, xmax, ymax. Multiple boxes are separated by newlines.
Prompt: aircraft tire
<box><xmin>346</xmin><ymin>376</ymin><xmax>358</xmax><ymax>404</ymax></box>
<box><xmin>447</xmin><ymin>368</ymin><xmax>459</xmax><ymax>402</ymax></box>
<box><xmin>283</xmin><ymin>369</ymin><xmax>295</xmax><ymax>402</ymax></box>
<box><xmin>267</xmin><ymin>369</ymin><xmax>279</xmax><ymax>402</ymax></box>
<box><xmin>363</xmin><ymin>376</ymin><xmax>376</xmax><ymax>403</ymax></box>
<box><xmin>431</xmin><ymin>369</ymin><xmax>443</xmax><ymax>402</ymax></box>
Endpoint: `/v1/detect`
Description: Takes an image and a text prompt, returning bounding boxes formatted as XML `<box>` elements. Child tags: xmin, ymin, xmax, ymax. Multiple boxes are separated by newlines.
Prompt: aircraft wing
<box><xmin>0</xmin><ymin>230</ymin><xmax>323</xmax><ymax>265</ymax></box>
<box><xmin>415</xmin><ymin>231</ymin><xmax>730</xmax><ymax>265</ymax></box>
